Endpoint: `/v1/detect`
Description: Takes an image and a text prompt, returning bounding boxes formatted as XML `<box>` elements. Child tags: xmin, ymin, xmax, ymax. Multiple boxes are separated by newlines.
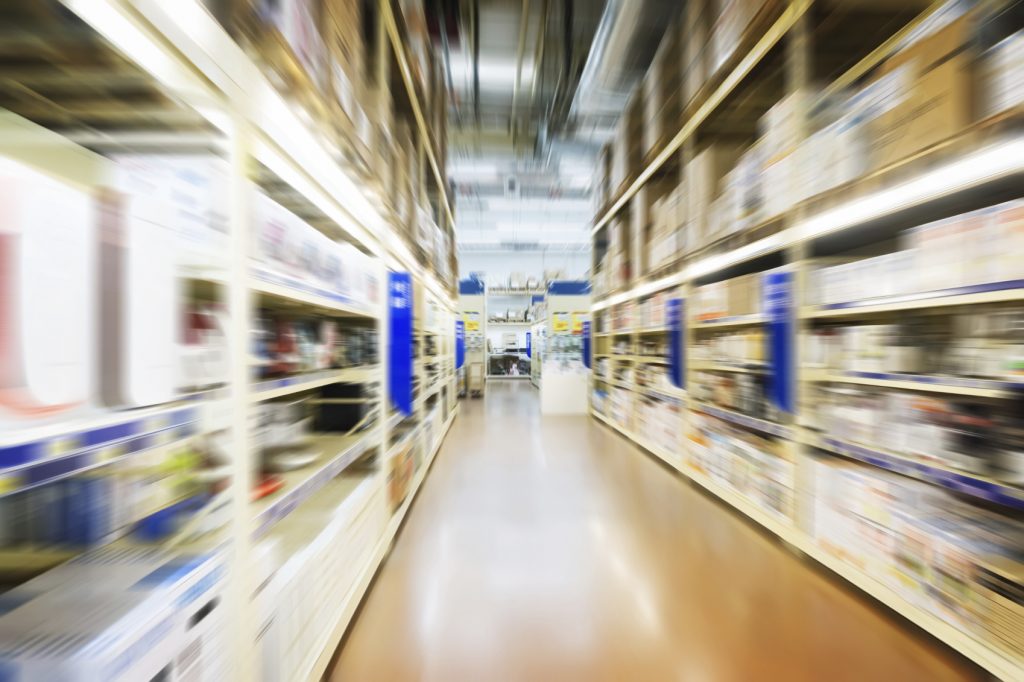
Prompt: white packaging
<box><xmin>983</xmin><ymin>32</ymin><xmax>1024</xmax><ymax>118</ymax></box>
<box><xmin>0</xmin><ymin>549</ymin><xmax>227</xmax><ymax>681</ymax></box>
<box><xmin>101</xmin><ymin>158</ymin><xmax>181</xmax><ymax>407</ymax></box>
<box><xmin>0</xmin><ymin>158</ymin><xmax>95</xmax><ymax>414</ymax></box>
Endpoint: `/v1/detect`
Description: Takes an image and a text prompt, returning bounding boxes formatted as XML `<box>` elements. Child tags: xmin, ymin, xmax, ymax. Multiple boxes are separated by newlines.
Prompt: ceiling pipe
<box><xmin>510</xmin><ymin>0</ymin><xmax>531</xmax><ymax>141</ymax></box>
<box><xmin>473</xmin><ymin>0</ymin><xmax>480</xmax><ymax>126</ymax></box>
<box><xmin>438</xmin><ymin>1</ymin><xmax>462</xmax><ymax>129</ymax></box>
<box><xmin>528</xmin><ymin>0</ymin><xmax>550</xmax><ymax>120</ymax></box>
<box><xmin>569</xmin><ymin>0</ymin><xmax>676</xmax><ymax>123</ymax></box>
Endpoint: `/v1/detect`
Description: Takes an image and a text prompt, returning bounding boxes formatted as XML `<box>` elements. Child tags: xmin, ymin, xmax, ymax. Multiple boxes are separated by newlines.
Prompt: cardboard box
<box><xmin>688</xmin><ymin>143</ymin><xmax>744</xmax><ymax>248</ymax></box>
<box><xmin>867</xmin><ymin>15</ymin><xmax>977</xmax><ymax>171</ymax></box>
<box><xmin>643</xmin><ymin>23</ymin><xmax>684</xmax><ymax>157</ymax></box>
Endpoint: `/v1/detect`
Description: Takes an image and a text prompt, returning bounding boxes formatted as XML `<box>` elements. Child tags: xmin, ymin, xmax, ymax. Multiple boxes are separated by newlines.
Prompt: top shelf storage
<box><xmin>591</xmin><ymin>0</ymin><xmax>1024</xmax><ymax>301</ymax></box>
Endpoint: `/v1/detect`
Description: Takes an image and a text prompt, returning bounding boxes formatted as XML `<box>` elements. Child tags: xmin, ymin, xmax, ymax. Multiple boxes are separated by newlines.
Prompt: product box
<box><xmin>709</xmin><ymin>0</ymin><xmax>760</xmax><ymax>74</ymax></box>
<box><xmin>0</xmin><ymin>548</ymin><xmax>227</xmax><ymax>681</ymax></box>
<box><xmin>981</xmin><ymin>31</ymin><xmax>1024</xmax><ymax>118</ymax></box>
<box><xmin>683</xmin><ymin>0</ymin><xmax>711</xmax><ymax>105</ymax></box>
<box><xmin>867</xmin><ymin>15</ymin><xmax>977</xmax><ymax>171</ymax></box>
<box><xmin>643</xmin><ymin>23</ymin><xmax>684</xmax><ymax>157</ymax></box>
<box><xmin>688</xmin><ymin>143</ymin><xmax>745</xmax><ymax>248</ymax></box>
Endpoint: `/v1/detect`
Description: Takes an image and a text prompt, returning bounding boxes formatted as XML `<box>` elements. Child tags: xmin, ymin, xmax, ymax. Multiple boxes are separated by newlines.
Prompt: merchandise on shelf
<box><xmin>804</xmin><ymin>311</ymin><xmax>1024</xmax><ymax>380</ymax></box>
<box><xmin>688</xmin><ymin>412</ymin><xmax>795</xmax><ymax>522</ymax></box>
<box><xmin>693</xmin><ymin>329</ymin><xmax>765</xmax><ymax>367</ymax></box>
<box><xmin>810</xmin><ymin>456</ymin><xmax>1024</xmax><ymax>657</ymax></box>
<box><xmin>259</xmin><ymin>475</ymin><xmax>386</xmax><ymax>680</ymax></box>
<box><xmin>811</xmin><ymin>385</ymin><xmax>1024</xmax><ymax>482</ymax></box>
<box><xmin>251</xmin><ymin>190</ymin><xmax>383</xmax><ymax>310</ymax></box>
<box><xmin>609</xmin><ymin>387</ymin><xmax>634</xmax><ymax>433</ymax></box>
<box><xmin>636</xmin><ymin>397</ymin><xmax>681</xmax><ymax>453</ymax></box>
<box><xmin>0</xmin><ymin>548</ymin><xmax>228</xmax><ymax>681</ymax></box>
<box><xmin>811</xmin><ymin>200</ymin><xmax>1024</xmax><ymax>308</ymax></box>
<box><xmin>693</xmin><ymin>273</ymin><xmax>762</xmax><ymax>321</ymax></box>
<box><xmin>0</xmin><ymin>157</ymin><xmax>95</xmax><ymax>416</ymax></box>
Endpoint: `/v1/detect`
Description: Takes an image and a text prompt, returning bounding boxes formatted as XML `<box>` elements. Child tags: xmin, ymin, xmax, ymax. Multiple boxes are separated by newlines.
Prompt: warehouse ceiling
<box><xmin>437</xmin><ymin>0</ymin><xmax>679</xmax><ymax>255</ymax></box>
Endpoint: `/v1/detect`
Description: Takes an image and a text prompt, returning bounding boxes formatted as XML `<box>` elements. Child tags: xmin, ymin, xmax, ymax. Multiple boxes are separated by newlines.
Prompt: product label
<box><xmin>455</xmin><ymin>320</ymin><xmax>465</xmax><ymax>369</ymax></box>
<box><xmin>763</xmin><ymin>271</ymin><xmax>794</xmax><ymax>413</ymax></box>
<box><xmin>388</xmin><ymin>272</ymin><xmax>414</xmax><ymax>416</ymax></box>
<box><xmin>668</xmin><ymin>298</ymin><xmax>685</xmax><ymax>389</ymax></box>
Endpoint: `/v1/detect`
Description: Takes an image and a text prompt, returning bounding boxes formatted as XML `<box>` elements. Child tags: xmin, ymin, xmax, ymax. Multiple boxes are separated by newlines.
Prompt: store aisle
<box><xmin>328</xmin><ymin>381</ymin><xmax>984</xmax><ymax>681</ymax></box>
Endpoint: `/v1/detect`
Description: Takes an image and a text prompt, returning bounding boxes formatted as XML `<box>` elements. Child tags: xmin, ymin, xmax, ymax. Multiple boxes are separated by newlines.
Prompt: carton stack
<box><xmin>683</xmin><ymin>0</ymin><xmax>712</xmax><ymax>106</ymax></box>
<box><xmin>649</xmin><ymin>179</ymin><xmax>688</xmax><ymax>272</ymax></box>
<box><xmin>709</xmin><ymin>0</ymin><xmax>761</xmax><ymax>76</ymax></box>
<box><xmin>323</xmin><ymin>0</ymin><xmax>370</xmax><ymax>167</ymax></box>
<box><xmin>865</xmin><ymin>12</ymin><xmax>975</xmax><ymax>172</ymax></box>
<box><xmin>610</xmin><ymin>94</ymin><xmax>644</xmax><ymax>195</ymax></box>
<box><xmin>688</xmin><ymin>143</ymin><xmax>743</xmax><ymax>250</ymax></box>
<box><xmin>642</xmin><ymin>23</ymin><xmax>684</xmax><ymax>160</ymax></box>
<box><xmin>631</xmin><ymin>177</ymin><xmax>676</xmax><ymax>278</ymax></box>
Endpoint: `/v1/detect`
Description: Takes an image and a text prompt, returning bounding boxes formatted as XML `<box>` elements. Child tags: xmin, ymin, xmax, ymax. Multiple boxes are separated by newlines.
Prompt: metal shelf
<box><xmin>690</xmin><ymin>401</ymin><xmax>792</xmax><ymax>439</ymax></box>
<box><xmin>250</xmin><ymin>367</ymin><xmax>380</xmax><ymax>402</ymax></box>
<box><xmin>0</xmin><ymin>405</ymin><xmax>200</xmax><ymax>497</ymax></box>
<box><xmin>251</xmin><ymin>431</ymin><xmax>377</xmax><ymax>539</ymax></box>
<box><xmin>809</xmin><ymin>435</ymin><xmax>1024</xmax><ymax>511</ymax></box>
<box><xmin>692</xmin><ymin>314</ymin><xmax>766</xmax><ymax>330</ymax></box>
<box><xmin>803</xmin><ymin>280</ymin><xmax>1024</xmax><ymax>319</ymax></box>
<box><xmin>807</xmin><ymin>370</ymin><xmax>1024</xmax><ymax>399</ymax></box>
<box><xmin>251</xmin><ymin>269</ymin><xmax>379</xmax><ymax>318</ymax></box>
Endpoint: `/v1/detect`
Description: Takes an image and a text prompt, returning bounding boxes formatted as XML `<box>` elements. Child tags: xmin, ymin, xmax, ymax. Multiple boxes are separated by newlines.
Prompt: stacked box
<box><xmin>683</xmin><ymin>0</ymin><xmax>712</xmax><ymax>106</ymax></box>
<box><xmin>688</xmin><ymin>143</ymin><xmax>744</xmax><ymax>249</ymax></box>
<box><xmin>633</xmin><ymin>177</ymin><xmax>676</xmax><ymax>277</ymax></box>
<box><xmin>866</xmin><ymin>13</ymin><xmax>976</xmax><ymax>171</ymax></box>
<box><xmin>642</xmin><ymin>22</ymin><xmax>684</xmax><ymax>158</ymax></box>
<box><xmin>709</xmin><ymin>0</ymin><xmax>761</xmax><ymax>75</ymax></box>
<box><xmin>322</xmin><ymin>0</ymin><xmax>367</xmax><ymax>161</ymax></box>
<box><xmin>982</xmin><ymin>32</ymin><xmax>1024</xmax><ymax>118</ymax></box>
<box><xmin>610</xmin><ymin>94</ymin><xmax>645</xmax><ymax>194</ymax></box>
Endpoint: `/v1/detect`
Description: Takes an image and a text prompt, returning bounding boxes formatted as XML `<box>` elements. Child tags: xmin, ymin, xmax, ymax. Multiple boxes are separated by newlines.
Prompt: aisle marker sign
<box><xmin>668</xmin><ymin>299</ymin><xmax>684</xmax><ymax>389</ymax></box>
<box><xmin>582</xmin><ymin>321</ymin><xmax>591</xmax><ymax>369</ymax></box>
<box><xmin>526</xmin><ymin>331</ymin><xmax>532</xmax><ymax>358</ymax></box>
<box><xmin>763</xmin><ymin>270</ymin><xmax>794</xmax><ymax>413</ymax></box>
<box><xmin>388</xmin><ymin>272</ymin><xmax>414</xmax><ymax>416</ymax></box>
<box><xmin>455</xmin><ymin>320</ymin><xmax>465</xmax><ymax>369</ymax></box>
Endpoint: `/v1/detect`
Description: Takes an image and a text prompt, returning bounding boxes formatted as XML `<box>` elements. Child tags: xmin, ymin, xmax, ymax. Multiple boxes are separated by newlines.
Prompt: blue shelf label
<box><xmin>388</xmin><ymin>272</ymin><xmax>414</xmax><ymax>416</ymax></box>
<box><xmin>455</xmin><ymin>320</ymin><xmax>465</xmax><ymax>369</ymax></box>
<box><xmin>582</xmin><ymin>321</ymin><xmax>591</xmax><ymax>369</ymax></box>
<box><xmin>526</xmin><ymin>331</ymin><xmax>532</xmax><ymax>359</ymax></box>
<box><xmin>763</xmin><ymin>271</ymin><xmax>794</xmax><ymax>414</ymax></box>
<box><xmin>668</xmin><ymin>298</ymin><xmax>685</xmax><ymax>389</ymax></box>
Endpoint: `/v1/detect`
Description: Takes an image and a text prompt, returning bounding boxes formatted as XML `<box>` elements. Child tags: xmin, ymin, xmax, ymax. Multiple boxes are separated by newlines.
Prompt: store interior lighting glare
<box><xmin>798</xmin><ymin>136</ymin><xmax>1024</xmax><ymax>240</ymax></box>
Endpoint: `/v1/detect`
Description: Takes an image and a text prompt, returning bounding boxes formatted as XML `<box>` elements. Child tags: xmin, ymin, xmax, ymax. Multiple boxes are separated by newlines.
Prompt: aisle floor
<box><xmin>329</xmin><ymin>381</ymin><xmax>985</xmax><ymax>681</ymax></box>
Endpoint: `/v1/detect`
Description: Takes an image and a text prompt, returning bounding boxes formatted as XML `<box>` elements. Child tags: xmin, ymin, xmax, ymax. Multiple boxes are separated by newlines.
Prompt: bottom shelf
<box><xmin>590</xmin><ymin>413</ymin><xmax>1024</xmax><ymax>682</ymax></box>
<box><xmin>307</xmin><ymin>405</ymin><xmax>458</xmax><ymax>680</ymax></box>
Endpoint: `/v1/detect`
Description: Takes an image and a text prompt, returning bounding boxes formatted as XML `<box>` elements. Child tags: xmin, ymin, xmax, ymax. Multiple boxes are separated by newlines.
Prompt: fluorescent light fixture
<box><xmin>450</xmin><ymin>58</ymin><xmax>535</xmax><ymax>88</ymax></box>
<box><xmin>686</xmin><ymin>233</ymin><xmax>785</xmax><ymax>280</ymax></box>
<box><xmin>799</xmin><ymin>137</ymin><xmax>1024</xmax><ymax>240</ymax></box>
<box><xmin>66</xmin><ymin>0</ymin><xmax>189</xmax><ymax>95</ymax></box>
<box><xmin>254</xmin><ymin>139</ymin><xmax>383</xmax><ymax>259</ymax></box>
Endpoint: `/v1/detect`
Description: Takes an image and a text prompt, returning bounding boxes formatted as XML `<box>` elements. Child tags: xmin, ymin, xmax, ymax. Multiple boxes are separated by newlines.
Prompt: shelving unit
<box><xmin>588</xmin><ymin>2</ymin><xmax>1024</xmax><ymax>679</ymax></box>
<box><xmin>0</xmin><ymin>1</ymin><xmax>459</xmax><ymax>679</ymax></box>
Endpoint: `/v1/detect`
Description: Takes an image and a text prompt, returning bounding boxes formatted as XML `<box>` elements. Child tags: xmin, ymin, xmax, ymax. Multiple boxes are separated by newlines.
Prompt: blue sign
<box><xmin>455</xmin><ymin>320</ymin><xmax>465</xmax><ymax>369</ymax></box>
<box><xmin>763</xmin><ymin>271</ymin><xmax>794</xmax><ymax>413</ymax></box>
<box><xmin>668</xmin><ymin>299</ymin><xmax>685</xmax><ymax>389</ymax></box>
<box><xmin>388</xmin><ymin>272</ymin><xmax>413</xmax><ymax>416</ymax></box>
<box><xmin>526</xmin><ymin>331</ymin><xmax>532</xmax><ymax>358</ymax></box>
<box><xmin>582</xmin><ymin>321</ymin><xmax>591</xmax><ymax>369</ymax></box>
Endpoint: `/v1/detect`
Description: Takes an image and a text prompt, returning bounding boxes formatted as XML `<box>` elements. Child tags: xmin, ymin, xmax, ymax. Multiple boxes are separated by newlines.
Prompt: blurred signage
<box><xmin>388</xmin><ymin>272</ymin><xmax>413</xmax><ymax>415</ymax></box>
<box><xmin>668</xmin><ymin>299</ymin><xmax>684</xmax><ymax>389</ymax></box>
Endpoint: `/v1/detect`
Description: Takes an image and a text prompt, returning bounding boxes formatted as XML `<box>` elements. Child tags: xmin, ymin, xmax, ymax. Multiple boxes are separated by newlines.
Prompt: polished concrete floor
<box><xmin>328</xmin><ymin>380</ymin><xmax>985</xmax><ymax>681</ymax></box>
